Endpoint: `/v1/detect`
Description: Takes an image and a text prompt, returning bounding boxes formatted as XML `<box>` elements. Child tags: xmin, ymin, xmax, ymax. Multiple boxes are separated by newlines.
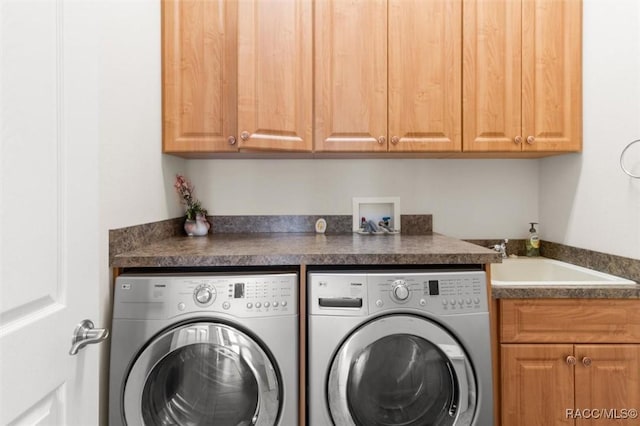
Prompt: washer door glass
<box><xmin>124</xmin><ymin>322</ymin><xmax>280</xmax><ymax>426</ymax></box>
<box><xmin>141</xmin><ymin>342</ymin><xmax>259</xmax><ymax>425</ymax></box>
<box><xmin>328</xmin><ymin>315</ymin><xmax>476</xmax><ymax>426</ymax></box>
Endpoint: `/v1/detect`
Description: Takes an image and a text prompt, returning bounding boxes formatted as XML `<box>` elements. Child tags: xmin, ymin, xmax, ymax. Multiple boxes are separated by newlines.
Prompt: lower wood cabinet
<box><xmin>500</xmin><ymin>299</ymin><xmax>640</xmax><ymax>426</ymax></box>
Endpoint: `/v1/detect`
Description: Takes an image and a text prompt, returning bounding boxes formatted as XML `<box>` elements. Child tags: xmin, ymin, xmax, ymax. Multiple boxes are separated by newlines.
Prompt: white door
<box><xmin>1</xmin><ymin>0</ymin><xmax>102</xmax><ymax>424</ymax></box>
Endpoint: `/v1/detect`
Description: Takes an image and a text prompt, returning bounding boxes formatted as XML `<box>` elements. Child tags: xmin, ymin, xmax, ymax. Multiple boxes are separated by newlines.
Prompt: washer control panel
<box><xmin>309</xmin><ymin>270</ymin><xmax>487</xmax><ymax>316</ymax></box>
<box><xmin>114</xmin><ymin>272</ymin><xmax>297</xmax><ymax>319</ymax></box>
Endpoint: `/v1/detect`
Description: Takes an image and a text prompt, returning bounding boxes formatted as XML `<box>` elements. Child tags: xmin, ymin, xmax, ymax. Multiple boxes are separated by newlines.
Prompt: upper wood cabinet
<box><xmin>162</xmin><ymin>0</ymin><xmax>238</xmax><ymax>153</ymax></box>
<box><xmin>237</xmin><ymin>0</ymin><xmax>313</xmax><ymax>152</ymax></box>
<box><xmin>163</xmin><ymin>0</ymin><xmax>581</xmax><ymax>157</ymax></box>
<box><xmin>314</xmin><ymin>0</ymin><xmax>387</xmax><ymax>152</ymax></box>
<box><xmin>388</xmin><ymin>0</ymin><xmax>461</xmax><ymax>152</ymax></box>
<box><xmin>315</xmin><ymin>0</ymin><xmax>461</xmax><ymax>153</ymax></box>
<box><xmin>463</xmin><ymin>0</ymin><xmax>582</xmax><ymax>153</ymax></box>
<box><xmin>162</xmin><ymin>0</ymin><xmax>312</xmax><ymax>154</ymax></box>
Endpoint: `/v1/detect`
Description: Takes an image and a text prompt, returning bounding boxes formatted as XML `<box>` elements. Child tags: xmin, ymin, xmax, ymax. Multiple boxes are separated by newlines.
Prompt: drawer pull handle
<box><xmin>566</xmin><ymin>355</ymin><xmax>577</xmax><ymax>366</ymax></box>
<box><xmin>582</xmin><ymin>357</ymin><xmax>592</xmax><ymax>367</ymax></box>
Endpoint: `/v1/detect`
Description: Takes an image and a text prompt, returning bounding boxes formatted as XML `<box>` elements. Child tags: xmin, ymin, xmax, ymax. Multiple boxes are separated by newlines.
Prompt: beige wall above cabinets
<box><xmin>163</xmin><ymin>0</ymin><xmax>582</xmax><ymax>157</ymax></box>
<box><xmin>162</xmin><ymin>0</ymin><xmax>313</xmax><ymax>154</ymax></box>
<box><xmin>315</xmin><ymin>0</ymin><xmax>462</xmax><ymax>153</ymax></box>
<box><xmin>463</xmin><ymin>0</ymin><xmax>582</xmax><ymax>153</ymax></box>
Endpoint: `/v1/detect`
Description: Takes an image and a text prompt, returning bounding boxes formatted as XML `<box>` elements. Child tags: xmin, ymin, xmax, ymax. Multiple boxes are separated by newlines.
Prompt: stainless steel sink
<box><xmin>491</xmin><ymin>257</ymin><xmax>636</xmax><ymax>286</ymax></box>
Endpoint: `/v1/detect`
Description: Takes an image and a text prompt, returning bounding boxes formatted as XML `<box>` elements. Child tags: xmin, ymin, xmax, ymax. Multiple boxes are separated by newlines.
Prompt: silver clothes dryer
<box><xmin>307</xmin><ymin>268</ymin><xmax>493</xmax><ymax>426</ymax></box>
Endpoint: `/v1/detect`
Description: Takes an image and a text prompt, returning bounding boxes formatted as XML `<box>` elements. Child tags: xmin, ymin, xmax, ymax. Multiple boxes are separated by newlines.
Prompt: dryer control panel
<box><xmin>114</xmin><ymin>272</ymin><xmax>298</xmax><ymax>320</ymax></box>
<box><xmin>309</xmin><ymin>270</ymin><xmax>488</xmax><ymax>316</ymax></box>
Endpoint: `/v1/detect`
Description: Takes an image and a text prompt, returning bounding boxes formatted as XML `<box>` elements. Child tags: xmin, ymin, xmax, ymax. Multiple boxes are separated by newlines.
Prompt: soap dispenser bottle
<box><xmin>526</xmin><ymin>222</ymin><xmax>540</xmax><ymax>256</ymax></box>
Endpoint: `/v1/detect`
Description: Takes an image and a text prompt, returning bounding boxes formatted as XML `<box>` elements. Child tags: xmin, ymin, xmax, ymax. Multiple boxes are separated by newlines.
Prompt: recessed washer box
<box><xmin>352</xmin><ymin>197</ymin><xmax>401</xmax><ymax>232</ymax></box>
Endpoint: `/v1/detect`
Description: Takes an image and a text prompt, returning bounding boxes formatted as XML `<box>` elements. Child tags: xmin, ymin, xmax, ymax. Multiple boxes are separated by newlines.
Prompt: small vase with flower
<box><xmin>174</xmin><ymin>174</ymin><xmax>210</xmax><ymax>237</ymax></box>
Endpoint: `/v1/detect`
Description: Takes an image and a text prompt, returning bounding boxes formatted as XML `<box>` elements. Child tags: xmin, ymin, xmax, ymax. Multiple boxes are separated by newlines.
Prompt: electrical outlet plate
<box><xmin>352</xmin><ymin>197</ymin><xmax>401</xmax><ymax>232</ymax></box>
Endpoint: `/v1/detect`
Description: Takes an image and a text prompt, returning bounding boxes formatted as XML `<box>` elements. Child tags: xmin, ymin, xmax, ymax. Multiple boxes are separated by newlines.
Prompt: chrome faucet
<box><xmin>489</xmin><ymin>239</ymin><xmax>509</xmax><ymax>259</ymax></box>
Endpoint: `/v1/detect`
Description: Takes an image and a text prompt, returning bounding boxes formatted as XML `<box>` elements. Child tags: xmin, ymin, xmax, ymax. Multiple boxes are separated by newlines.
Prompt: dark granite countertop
<box><xmin>108</xmin><ymin>216</ymin><xmax>639</xmax><ymax>299</ymax></box>
<box><xmin>492</xmin><ymin>285</ymin><xmax>640</xmax><ymax>299</ymax></box>
<box><xmin>110</xmin><ymin>232</ymin><xmax>502</xmax><ymax>268</ymax></box>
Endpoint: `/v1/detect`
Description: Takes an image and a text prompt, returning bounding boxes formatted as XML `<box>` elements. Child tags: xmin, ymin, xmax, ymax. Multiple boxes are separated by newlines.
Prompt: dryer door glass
<box><xmin>328</xmin><ymin>315</ymin><xmax>476</xmax><ymax>426</ymax></box>
<box><xmin>347</xmin><ymin>335</ymin><xmax>455</xmax><ymax>426</ymax></box>
<box><xmin>124</xmin><ymin>322</ymin><xmax>281</xmax><ymax>426</ymax></box>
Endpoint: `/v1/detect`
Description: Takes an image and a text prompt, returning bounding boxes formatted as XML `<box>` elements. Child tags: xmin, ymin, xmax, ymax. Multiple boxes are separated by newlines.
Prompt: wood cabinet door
<box><xmin>162</xmin><ymin>0</ymin><xmax>238</xmax><ymax>153</ymax></box>
<box><xmin>502</xmin><ymin>344</ymin><xmax>575</xmax><ymax>426</ymax></box>
<box><xmin>237</xmin><ymin>0</ymin><xmax>312</xmax><ymax>151</ymax></box>
<box><xmin>574</xmin><ymin>345</ymin><xmax>640</xmax><ymax>426</ymax></box>
<box><xmin>522</xmin><ymin>0</ymin><xmax>582</xmax><ymax>152</ymax></box>
<box><xmin>388</xmin><ymin>0</ymin><xmax>461</xmax><ymax>152</ymax></box>
<box><xmin>463</xmin><ymin>0</ymin><xmax>522</xmax><ymax>152</ymax></box>
<box><xmin>315</xmin><ymin>0</ymin><xmax>387</xmax><ymax>152</ymax></box>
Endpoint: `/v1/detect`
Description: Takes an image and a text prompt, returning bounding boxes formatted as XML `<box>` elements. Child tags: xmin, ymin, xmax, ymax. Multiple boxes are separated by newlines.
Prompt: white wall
<box><xmin>96</xmin><ymin>0</ymin><xmax>184</xmax><ymax>422</ymax></box>
<box><xmin>187</xmin><ymin>159</ymin><xmax>539</xmax><ymax>239</ymax></box>
<box><xmin>98</xmin><ymin>0</ymin><xmax>184</xmax><ymax>303</ymax></box>
<box><xmin>97</xmin><ymin>0</ymin><xmax>184</xmax><ymax>233</ymax></box>
<box><xmin>540</xmin><ymin>0</ymin><xmax>640</xmax><ymax>260</ymax></box>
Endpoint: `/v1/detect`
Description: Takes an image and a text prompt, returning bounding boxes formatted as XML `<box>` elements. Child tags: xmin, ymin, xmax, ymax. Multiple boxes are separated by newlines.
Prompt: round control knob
<box><xmin>222</xmin><ymin>302</ymin><xmax>230</xmax><ymax>310</ymax></box>
<box><xmin>264</xmin><ymin>302</ymin><xmax>270</xmax><ymax>308</ymax></box>
<box><xmin>281</xmin><ymin>301</ymin><xmax>287</xmax><ymax>307</ymax></box>
<box><xmin>194</xmin><ymin>285</ymin><xmax>215</xmax><ymax>305</ymax></box>
<box><xmin>247</xmin><ymin>302</ymin><xmax>253</xmax><ymax>309</ymax></box>
<box><xmin>376</xmin><ymin>299</ymin><xmax>383</xmax><ymax>307</ymax></box>
<box><xmin>391</xmin><ymin>280</ymin><xmax>410</xmax><ymax>301</ymax></box>
<box><xmin>273</xmin><ymin>301</ymin><xmax>279</xmax><ymax>307</ymax></box>
<box><xmin>255</xmin><ymin>302</ymin><xmax>262</xmax><ymax>308</ymax></box>
<box><xmin>394</xmin><ymin>286</ymin><xmax>409</xmax><ymax>300</ymax></box>
<box><xmin>177</xmin><ymin>302</ymin><xmax>186</xmax><ymax>311</ymax></box>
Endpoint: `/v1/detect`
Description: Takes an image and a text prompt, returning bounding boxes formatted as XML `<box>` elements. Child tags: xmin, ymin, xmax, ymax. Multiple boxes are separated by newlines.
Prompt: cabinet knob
<box><xmin>514</xmin><ymin>136</ymin><xmax>523</xmax><ymax>145</ymax></box>
<box><xmin>566</xmin><ymin>355</ymin><xmax>577</xmax><ymax>366</ymax></box>
<box><xmin>391</xmin><ymin>136</ymin><xmax>400</xmax><ymax>145</ymax></box>
<box><xmin>241</xmin><ymin>131</ymin><xmax>250</xmax><ymax>141</ymax></box>
<box><xmin>228</xmin><ymin>136</ymin><xmax>237</xmax><ymax>145</ymax></box>
<box><xmin>377</xmin><ymin>136</ymin><xmax>386</xmax><ymax>145</ymax></box>
<box><xmin>526</xmin><ymin>135</ymin><xmax>535</xmax><ymax>145</ymax></box>
<box><xmin>582</xmin><ymin>357</ymin><xmax>592</xmax><ymax>367</ymax></box>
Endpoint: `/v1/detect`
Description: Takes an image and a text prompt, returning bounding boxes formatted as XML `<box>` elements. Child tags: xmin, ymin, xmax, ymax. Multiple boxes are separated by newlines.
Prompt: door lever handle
<box><xmin>69</xmin><ymin>319</ymin><xmax>109</xmax><ymax>355</ymax></box>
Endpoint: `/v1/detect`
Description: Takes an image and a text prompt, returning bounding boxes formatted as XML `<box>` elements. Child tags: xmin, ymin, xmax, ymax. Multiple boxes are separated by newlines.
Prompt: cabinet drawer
<box><xmin>500</xmin><ymin>299</ymin><xmax>640</xmax><ymax>343</ymax></box>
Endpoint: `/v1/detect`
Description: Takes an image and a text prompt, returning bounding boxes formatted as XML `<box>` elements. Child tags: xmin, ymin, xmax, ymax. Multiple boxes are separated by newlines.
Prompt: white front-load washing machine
<box><xmin>308</xmin><ymin>268</ymin><xmax>493</xmax><ymax>426</ymax></box>
<box><xmin>109</xmin><ymin>272</ymin><xmax>298</xmax><ymax>426</ymax></box>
